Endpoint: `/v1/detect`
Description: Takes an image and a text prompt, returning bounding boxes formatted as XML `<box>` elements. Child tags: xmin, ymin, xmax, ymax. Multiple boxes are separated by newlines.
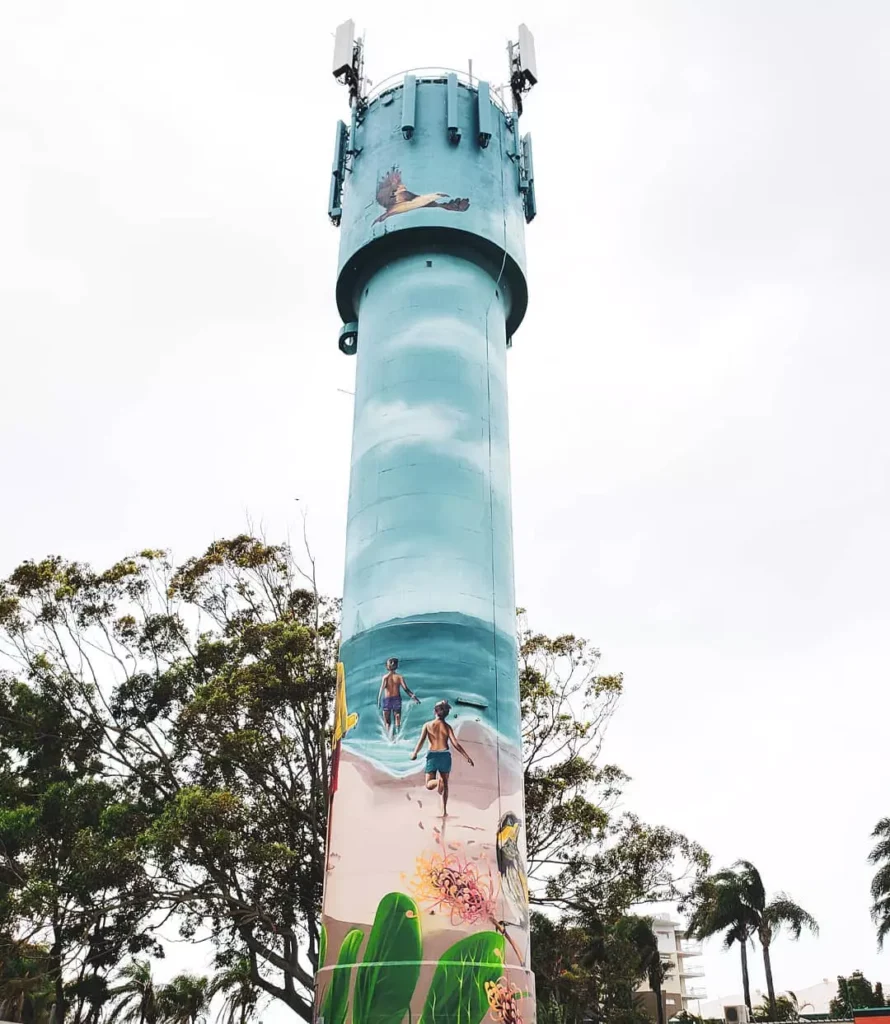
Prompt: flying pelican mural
<box><xmin>373</xmin><ymin>167</ymin><xmax>470</xmax><ymax>223</ymax></box>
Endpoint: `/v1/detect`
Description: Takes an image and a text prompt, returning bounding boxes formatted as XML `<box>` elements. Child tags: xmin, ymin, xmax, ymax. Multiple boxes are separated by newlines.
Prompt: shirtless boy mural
<box><xmin>377</xmin><ymin>656</ymin><xmax>420</xmax><ymax>736</ymax></box>
<box><xmin>410</xmin><ymin>699</ymin><xmax>474</xmax><ymax>816</ymax></box>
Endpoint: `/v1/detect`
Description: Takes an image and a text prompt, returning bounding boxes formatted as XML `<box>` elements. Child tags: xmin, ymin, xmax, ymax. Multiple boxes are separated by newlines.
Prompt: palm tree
<box><xmin>207</xmin><ymin>957</ymin><xmax>261</xmax><ymax>1024</ymax></box>
<box><xmin>757</xmin><ymin>891</ymin><xmax>818</xmax><ymax>1021</ymax></box>
<box><xmin>868</xmin><ymin>817</ymin><xmax>890</xmax><ymax>949</ymax></box>
<box><xmin>753</xmin><ymin>994</ymin><xmax>797</xmax><ymax>1021</ymax></box>
<box><xmin>686</xmin><ymin>862</ymin><xmax>818</xmax><ymax>1021</ymax></box>
<box><xmin>786</xmin><ymin>990</ymin><xmax>814</xmax><ymax>1017</ymax></box>
<box><xmin>575</xmin><ymin>912</ymin><xmax>608</xmax><ymax>1024</ymax></box>
<box><xmin>596</xmin><ymin>916</ymin><xmax>671</xmax><ymax>1024</ymax></box>
<box><xmin>107</xmin><ymin>960</ymin><xmax>159</xmax><ymax>1024</ymax></box>
<box><xmin>623</xmin><ymin>917</ymin><xmax>671</xmax><ymax>1024</ymax></box>
<box><xmin>685</xmin><ymin>872</ymin><xmax>758</xmax><ymax>1015</ymax></box>
<box><xmin>156</xmin><ymin>975</ymin><xmax>210</xmax><ymax>1024</ymax></box>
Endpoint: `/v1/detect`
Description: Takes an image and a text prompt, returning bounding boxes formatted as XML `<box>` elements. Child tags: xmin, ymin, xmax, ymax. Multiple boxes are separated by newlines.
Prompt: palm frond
<box><xmin>869</xmin><ymin>837</ymin><xmax>890</xmax><ymax>867</ymax></box>
<box><xmin>764</xmin><ymin>895</ymin><xmax>819</xmax><ymax>939</ymax></box>
<box><xmin>157</xmin><ymin>973</ymin><xmax>210</xmax><ymax>1024</ymax></box>
<box><xmin>732</xmin><ymin>860</ymin><xmax>766</xmax><ymax>912</ymax></box>
<box><xmin>870</xmin><ymin>817</ymin><xmax>890</xmax><ymax>839</ymax></box>
<box><xmin>106</xmin><ymin>993</ymin><xmax>138</xmax><ymax>1024</ymax></box>
<box><xmin>870</xmin><ymin>864</ymin><xmax>890</xmax><ymax>901</ymax></box>
<box><xmin>871</xmin><ymin>894</ymin><xmax>890</xmax><ymax>950</ymax></box>
<box><xmin>722</xmin><ymin>925</ymin><xmax>738</xmax><ymax>952</ymax></box>
<box><xmin>870</xmin><ymin>895</ymin><xmax>890</xmax><ymax>919</ymax></box>
<box><xmin>877</xmin><ymin>908</ymin><xmax>890</xmax><ymax>951</ymax></box>
<box><xmin>870</xmin><ymin>820</ymin><xmax>890</xmax><ymax>949</ymax></box>
<box><xmin>106</xmin><ymin>961</ymin><xmax>157</xmax><ymax>1024</ymax></box>
<box><xmin>207</xmin><ymin>959</ymin><xmax>259</xmax><ymax>1024</ymax></box>
<box><xmin>722</xmin><ymin>921</ymin><xmax>755</xmax><ymax>951</ymax></box>
<box><xmin>686</xmin><ymin>869</ymin><xmax>757</xmax><ymax>945</ymax></box>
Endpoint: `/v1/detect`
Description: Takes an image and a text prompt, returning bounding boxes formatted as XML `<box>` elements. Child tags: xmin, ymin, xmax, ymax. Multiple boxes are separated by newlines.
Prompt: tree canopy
<box><xmin>531</xmin><ymin>911</ymin><xmax>669</xmax><ymax>1024</ymax></box>
<box><xmin>0</xmin><ymin>536</ymin><xmax>707</xmax><ymax>1024</ymax></box>
<box><xmin>830</xmin><ymin>972</ymin><xmax>887</xmax><ymax>1017</ymax></box>
<box><xmin>518</xmin><ymin>613</ymin><xmax>708</xmax><ymax>919</ymax></box>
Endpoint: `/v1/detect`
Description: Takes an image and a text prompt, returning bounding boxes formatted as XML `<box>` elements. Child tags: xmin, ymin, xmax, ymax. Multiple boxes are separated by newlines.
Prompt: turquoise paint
<box><xmin>340</xmin><ymin>251</ymin><xmax>518</xmax><ymax>773</ymax></box>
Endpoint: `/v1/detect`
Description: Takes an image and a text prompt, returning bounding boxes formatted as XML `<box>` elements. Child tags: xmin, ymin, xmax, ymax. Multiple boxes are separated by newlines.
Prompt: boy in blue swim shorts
<box><xmin>377</xmin><ymin>657</ymin><xmax>420</xmax><ymax>736</ymax></box>
<box><xmin>410</xmin><ymin>699</ymin><xmax>474</xmax><ymax>817</ymax></box>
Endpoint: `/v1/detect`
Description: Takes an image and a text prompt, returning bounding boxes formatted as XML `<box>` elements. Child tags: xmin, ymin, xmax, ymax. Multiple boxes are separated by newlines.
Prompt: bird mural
<box><xmin>373</xmin><ymin>166</ymin><xmax>470</xmax><ymax>223</ymax></box>
<box><xmin>496</xmin><ymin>810</ymin><xmax>530</xmax><ymax>934</ymax></box>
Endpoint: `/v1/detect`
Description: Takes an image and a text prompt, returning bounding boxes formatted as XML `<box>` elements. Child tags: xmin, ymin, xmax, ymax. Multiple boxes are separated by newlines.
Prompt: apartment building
<box><xmin>636</xmin><ymin>915</ymin><xmax>706</xmax><ymax>1021</ymax></box>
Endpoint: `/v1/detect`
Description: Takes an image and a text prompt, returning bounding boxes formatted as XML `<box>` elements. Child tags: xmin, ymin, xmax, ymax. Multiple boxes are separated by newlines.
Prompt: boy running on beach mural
<box><xmin>377</xmin><ymin>657</ymin><xmax>420</xmax><ymax>736</ymax></box>
<box><xmin>410</xmin><ymin>699</ymin><xmax>474</xmax><ymax>816</ymax></box>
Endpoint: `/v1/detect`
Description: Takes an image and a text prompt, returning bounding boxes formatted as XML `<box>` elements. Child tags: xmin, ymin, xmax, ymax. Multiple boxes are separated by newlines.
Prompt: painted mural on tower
<box><xmin>319</xmin><ymin>628</ymin><xmax>531</xmax><ymax>1024</ymax></box>
<box><xmin>317</xmin><ymin>68</ymin><xmax>535</xmax><ymax>1024</ymax></box>
<box><xmin>373</xmin><ymin>167</ymin><xmax>471</xmax><ymax>223</ymax></box>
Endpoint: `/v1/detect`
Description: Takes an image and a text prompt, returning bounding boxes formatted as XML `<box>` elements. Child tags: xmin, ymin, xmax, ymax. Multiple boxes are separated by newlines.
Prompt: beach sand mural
<box><xmin>318</xmin><ymin>615</ymin><xmax>533</xmax><ymax>1024</ymax></box>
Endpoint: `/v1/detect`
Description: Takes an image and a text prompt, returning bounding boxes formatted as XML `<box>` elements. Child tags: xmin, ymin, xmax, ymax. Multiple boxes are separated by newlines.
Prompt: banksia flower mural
<box><xmin>485</xmin><ymin>977</ymin><xmax>524</xmax><ymax>1024</ymax></box>
<box><xmin>410</xmin><ymin>848</ymin><xmax>497</xmax><ymax>925</ymax></box>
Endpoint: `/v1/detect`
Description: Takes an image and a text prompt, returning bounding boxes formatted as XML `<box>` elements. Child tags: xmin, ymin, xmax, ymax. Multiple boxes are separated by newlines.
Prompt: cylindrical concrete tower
<box><xmin>318</xmin><ymin>24</ymin><xmax>538</xmax><ymax>1024</ymax></box>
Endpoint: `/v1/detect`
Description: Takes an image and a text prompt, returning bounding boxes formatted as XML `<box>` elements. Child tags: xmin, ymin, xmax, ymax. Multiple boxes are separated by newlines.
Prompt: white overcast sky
<box><xmin>3</xmin><ymin>0</ymin><xmax>890</xmax><ymax>1010</ymax></box>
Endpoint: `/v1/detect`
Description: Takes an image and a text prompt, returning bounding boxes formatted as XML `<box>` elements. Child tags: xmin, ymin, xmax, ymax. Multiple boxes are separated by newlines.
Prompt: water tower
<box><xmin>317</xmin><ymin>22</ymin><xmax>538</xmax><ymax>1024</ymax></box>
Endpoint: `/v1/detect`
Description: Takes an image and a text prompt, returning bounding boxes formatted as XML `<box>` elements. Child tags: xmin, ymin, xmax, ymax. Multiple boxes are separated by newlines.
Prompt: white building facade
<box><xmin>637</xmin><ymin>916</ymin><xmax>707</xmax><ymax>1019</ymax></box>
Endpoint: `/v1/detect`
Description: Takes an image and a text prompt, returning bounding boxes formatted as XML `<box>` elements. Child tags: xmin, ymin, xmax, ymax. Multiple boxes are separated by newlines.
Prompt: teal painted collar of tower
<box><xmin>332</xmin><ymin>77</ymin><xmax>531</xmax><ymax>344</ymax></box>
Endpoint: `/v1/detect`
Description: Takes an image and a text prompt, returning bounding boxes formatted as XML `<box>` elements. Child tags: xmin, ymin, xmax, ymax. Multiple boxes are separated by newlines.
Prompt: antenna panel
<box><xmin>517</xmin><ymin>24</ymin><xmax>538</xmax><ymax>86</ymax></box>
<box><xmin>477</xmin><ymin>81</ymin><xmax>492</xmax><ymax>148</ymax></box>
<box><xmin>332</xmin><ymin>20</ymin><xmax>355</xmax><ymax>79</ymax></box>
<box><xmin>520</xmin><ymin>133</ymin><xmax>536</xmax><ymax>222</ymax></box>
<box><xmin>328</xmin><ymin>120</ymin><xmax>348</xmax><ymax>225</ymax></box>
<box><xmin>446</xmin><ymin>73</ymin><xmax>461</xmax><ymax>143</ymax></box>
<box><xmin>401</xmin><ymin>74</ymin><xmax>416</xmax><ymax>139</ymax></box>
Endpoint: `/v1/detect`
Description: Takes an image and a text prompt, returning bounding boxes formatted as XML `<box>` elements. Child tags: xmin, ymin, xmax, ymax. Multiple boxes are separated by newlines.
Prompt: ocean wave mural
<box><xmin>339</xmin><ymin>613</ymin><xmax>522</xmax><ymax>778</ymax></box>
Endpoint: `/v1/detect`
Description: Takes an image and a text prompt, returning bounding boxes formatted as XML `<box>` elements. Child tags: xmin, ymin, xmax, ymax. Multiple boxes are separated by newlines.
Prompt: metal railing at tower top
<box><xmin>363</xmin><ymin>67</ymin><xmax>513</xmax><ymax>115</ymax></box>
<box><xmin>332</xmin><ymin>19</ymin><xmax>538</xmax><ymax>116</ymax></box>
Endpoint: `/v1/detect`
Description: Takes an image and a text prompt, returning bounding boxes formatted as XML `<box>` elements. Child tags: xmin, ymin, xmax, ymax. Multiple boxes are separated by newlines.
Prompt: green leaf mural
<box><xmin>321</xmin><ymin>928</ymin><xmax>364</xmax><ymax>1024</ymax></box>
<box><xmin>418</xmin><ymin>931</ymin><xmax>507</xmax><ymax>1024</ymax></box>
<box><xmin>319</xmin><ymin>923</ymin><xmax>328</xmax><ymax>971</ymax></box>
<box><xmin>352</xmin><ymin>892</ymin><xmax>422</xmax><ymax>1024</ymax></box>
